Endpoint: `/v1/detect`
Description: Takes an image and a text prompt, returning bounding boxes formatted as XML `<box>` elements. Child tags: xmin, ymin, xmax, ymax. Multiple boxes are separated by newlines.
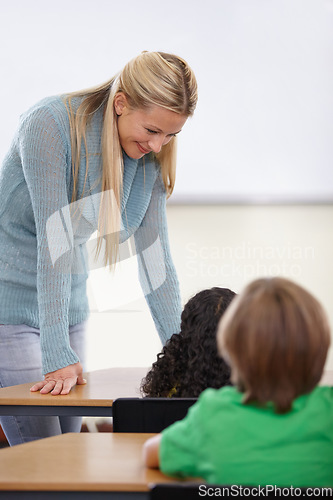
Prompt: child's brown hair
<box><xmin>217</xmin><ymin>277</ymin><xmax>331</xmax><ymax>413</ymax></box>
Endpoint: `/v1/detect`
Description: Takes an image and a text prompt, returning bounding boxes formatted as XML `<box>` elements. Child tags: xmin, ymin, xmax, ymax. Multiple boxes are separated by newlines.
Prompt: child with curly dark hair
<box><xmin>140</xmin><ymin>287</ymin><xmax>236</xmax><ymax>398</ymax></box>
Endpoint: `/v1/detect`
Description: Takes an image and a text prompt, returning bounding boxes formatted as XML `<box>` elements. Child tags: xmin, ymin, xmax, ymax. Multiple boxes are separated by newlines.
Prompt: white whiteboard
<box><xmin>1</xmin><ymin>0</ymin><xmax>332</xmax><ymax>203</ymax></box>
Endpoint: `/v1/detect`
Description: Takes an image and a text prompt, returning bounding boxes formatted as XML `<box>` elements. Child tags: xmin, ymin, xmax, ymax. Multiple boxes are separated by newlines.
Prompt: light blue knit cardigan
<box><xmin>0</xmin><ymin>96</ymin><xmax>182</xmax><ymax>374</ymax></box>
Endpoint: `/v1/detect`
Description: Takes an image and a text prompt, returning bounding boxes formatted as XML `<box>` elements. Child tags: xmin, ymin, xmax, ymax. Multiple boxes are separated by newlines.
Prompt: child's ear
<box><xmin>114</xmin><ymin>92</ymin><xmax>128</xmax><ymax>116</ymax></box>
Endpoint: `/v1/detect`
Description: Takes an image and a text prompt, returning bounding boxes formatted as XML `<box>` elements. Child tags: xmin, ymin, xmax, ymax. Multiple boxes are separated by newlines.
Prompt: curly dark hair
<box><xmin>140</xmin><ymin>287</ymin><xmax>236</xmax><ymax>398</ymax></box>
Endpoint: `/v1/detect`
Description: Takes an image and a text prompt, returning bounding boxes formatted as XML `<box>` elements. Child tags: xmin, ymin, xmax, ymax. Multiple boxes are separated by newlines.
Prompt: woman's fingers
<box><xmin>77</xmin><ymin>373</ymin><xmax>87</xmax><ymax>385</ymax></box>
<box><xmin>30</xmin><ymin>381</ymin><xmax>43</xmax><ymax>392</ymax></box>
<box><xmin>30</xmin><ymin>378</ymin><xmax>74</xmax><ymax>395</ymax></box>
<box><xmin>40</xmin><ymin>381</ymin><xmax>57</xmax><ymax>394</ymax></box>
<box><xmin>59</xmin><ymin>378</ymin><xmax>76</xmax><ymax>395</ymax></box>
<box><xmin>51</xmin><ymin>380</ymin><xmax>66</xmax><ymax>395</ymax></box>
<box><xmin>30</xmin><ymin>380</ymin><xmax>50</xmax><ymax>392</ymax></box>
<box><xmin>29</xmin><ymin>363</ymin><xmax>86</xmax><ymax>395</ymax></box>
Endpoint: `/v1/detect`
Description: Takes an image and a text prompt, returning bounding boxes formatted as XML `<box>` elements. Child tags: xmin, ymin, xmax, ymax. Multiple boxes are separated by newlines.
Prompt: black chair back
<box><xmin>150</xmin><ymin>484</ymin><xmax>202</xmax><ymax>499</ymax></box>
<box><xmin>112</xmin><ymin>397</ymin><xmax>197</xmax><ymax>433</ymax></box>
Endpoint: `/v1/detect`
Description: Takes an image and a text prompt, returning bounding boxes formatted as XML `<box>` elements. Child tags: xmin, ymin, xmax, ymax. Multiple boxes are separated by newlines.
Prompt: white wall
<box><xmin>1</xmin><ymin>0</ymin><xmax>333</xmax><ymax>202</ymax></box>
<box><xmin>86</xmin><ymin>204</ymin><xmax>333</xmax><ymax>371</ymax></box>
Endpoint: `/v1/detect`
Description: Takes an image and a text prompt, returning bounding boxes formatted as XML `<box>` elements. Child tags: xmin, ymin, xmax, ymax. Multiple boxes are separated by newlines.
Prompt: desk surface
<box><xmin>0</xmin><ymin>432</ymin><xmax>188</xmax><ymax>492</ymax></box>
<box><xmin>0</xmin><ymin>368</ymin><xmax>331</xmax><ymax>406</ymax></box>
<box><xmin>0</xmin><ymin>367</ymin><xmax>148</xmax><ymax>408</ymax></box>
<box><xmin>0</xmin><ymin>368</ymin><xmax>331</xmax><ymax>418</ymax></box>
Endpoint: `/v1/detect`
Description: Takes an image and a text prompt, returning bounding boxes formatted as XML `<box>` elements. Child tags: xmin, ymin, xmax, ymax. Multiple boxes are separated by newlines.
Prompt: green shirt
<box><xmin>160</xmin><ymin>385</ymin><xmax>333</xmax><ymax>487</ymax></box>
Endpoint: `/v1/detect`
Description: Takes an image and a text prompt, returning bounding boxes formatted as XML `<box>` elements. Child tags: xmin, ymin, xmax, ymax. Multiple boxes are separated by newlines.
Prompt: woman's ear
<box><xmin>114</xmin><ymin>92</ymin><xmax>128</xmax><ymax>116</ymax></box>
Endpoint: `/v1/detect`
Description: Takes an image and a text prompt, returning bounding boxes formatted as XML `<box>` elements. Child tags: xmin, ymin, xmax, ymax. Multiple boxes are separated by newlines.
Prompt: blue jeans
<box><xmin>0</xmin><ymin>322</ymin><xmax>86</xmax><ymax>446</ymax></box>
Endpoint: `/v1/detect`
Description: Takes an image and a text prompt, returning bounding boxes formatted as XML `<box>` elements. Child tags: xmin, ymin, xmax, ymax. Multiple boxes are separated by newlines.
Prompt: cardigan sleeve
<box><xmin>134</xmin><ymin>172</ymin><xmax>182</xmax><ymax>345</ymax></box>
<box><xmin>19</xmin><ymin>105</ymin><xmax>80</xmax><ymax>374</ymax></box>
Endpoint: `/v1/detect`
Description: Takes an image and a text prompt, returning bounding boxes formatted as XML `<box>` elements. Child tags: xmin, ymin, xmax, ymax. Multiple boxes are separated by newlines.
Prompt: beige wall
<box><xmin>86</xmin><ymin>204</ymin><xmax>333</xmax><ymax>372</ymax></box>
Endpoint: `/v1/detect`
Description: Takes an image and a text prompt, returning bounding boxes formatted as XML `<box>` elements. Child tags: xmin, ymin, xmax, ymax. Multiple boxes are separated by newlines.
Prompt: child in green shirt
<box><xmin>143</xmin><ymin>277</ymin><xmax>333</xmax><ymax>487</ymax></box>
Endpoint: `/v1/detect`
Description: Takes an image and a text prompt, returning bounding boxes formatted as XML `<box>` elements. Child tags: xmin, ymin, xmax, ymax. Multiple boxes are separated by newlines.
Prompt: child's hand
<box><xmin>143</xmin><ymin>434</ymin><xmax>162</xmax><ymax>468</ymax></box>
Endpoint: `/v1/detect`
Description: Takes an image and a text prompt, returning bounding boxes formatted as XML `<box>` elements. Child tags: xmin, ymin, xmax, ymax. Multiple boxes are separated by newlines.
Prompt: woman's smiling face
<box><xmin>114</xmin><ymin>92</ymin><xmax>188</xmax><ymax>159</ymax></box>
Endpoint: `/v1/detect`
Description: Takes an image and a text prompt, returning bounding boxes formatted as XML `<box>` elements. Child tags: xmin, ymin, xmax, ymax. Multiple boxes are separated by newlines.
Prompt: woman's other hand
<box><xmin>30</xmin><ymin>362</ymin><xmax>86</xmax><ymax>395</ymax></box>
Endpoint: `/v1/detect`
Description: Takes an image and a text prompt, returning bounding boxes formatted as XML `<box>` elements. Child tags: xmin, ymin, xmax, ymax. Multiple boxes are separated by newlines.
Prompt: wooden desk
<box><xmin>0</xmin><ymin>367</ymin><xmax>148</xmax><ymax>417</ymax></box>
<box><xmin>0</xmin><ymin>368</ymin><xmax>331</xmax><ymax>419</ymax></box>
<box><xmin>0</xmin><ymin>432</ymin><xmax>192</xmax><ymax>499</ymax></box>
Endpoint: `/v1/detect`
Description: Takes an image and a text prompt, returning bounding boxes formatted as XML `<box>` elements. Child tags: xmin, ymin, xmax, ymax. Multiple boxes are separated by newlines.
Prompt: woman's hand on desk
<box><xmin>30</xmin><ymin>362</ymin><xmax>87</xmax><ymax>395</ymax></box>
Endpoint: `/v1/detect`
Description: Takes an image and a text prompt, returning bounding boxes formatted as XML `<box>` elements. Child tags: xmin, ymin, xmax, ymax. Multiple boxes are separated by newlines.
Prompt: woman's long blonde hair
<box><xmin>64</xmin><ymin>51</ymin><xmax>198</xmax><ymax>267</ymax></box>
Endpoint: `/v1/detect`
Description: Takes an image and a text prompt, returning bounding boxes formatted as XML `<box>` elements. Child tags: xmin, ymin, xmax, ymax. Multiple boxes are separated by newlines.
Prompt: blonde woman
<box><xmin>0</xmin><ymin>51</ymin><xmax>198</xmax><ymax>445</ymax></box>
